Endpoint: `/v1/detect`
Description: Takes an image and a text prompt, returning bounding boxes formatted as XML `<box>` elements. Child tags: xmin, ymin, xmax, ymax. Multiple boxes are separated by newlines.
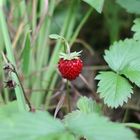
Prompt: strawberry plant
<box><xmin>0</xmin><ymin>97</ymin><xmax>138</xmax><ymax>140</ymax></box>
<box><xmin>96</xmin><ymin>19</ymin><xmax>140</xmax><ymax>108</ymax></box>
<box><xmin>49</xmin><ymin>34</ymin><xmax>83</xmax><ymax>81</ymax></box>
<box><xmin>0</xmin><ymin>0</ymin><xmax>140</xmax><ymax>140</ymax></box>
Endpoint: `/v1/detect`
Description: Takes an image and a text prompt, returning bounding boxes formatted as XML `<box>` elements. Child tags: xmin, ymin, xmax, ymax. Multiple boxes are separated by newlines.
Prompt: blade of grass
<box><xmin>0</xmin><ymin>56</ymin><xmax>4</xmax><ymax>104</ymax></box>
<box><xmin>30</xmin><ymin>0</ymin><xmax>55</xmax><ymax>107</ymax></box>
<box><xmin>21</xmin><ymin>32</ymin><xmax>31</xmax><ymax>76</ymax></box>
<box><xmin>32</xmin><ymin>0</ymin><xmax>37</xmax><ymax>32</ymax></box>
<box><xmin>19</xmin><ymin>0</ymin><xmax>29</xmax><ymax>25</ymax></box>
<box><xmin>103</xmin><ymin>0</ymin><xmax>121</xmax><ymax>43</ymax></box>
<box><xmin>12</xmin><ymin>22</ymin><xmax>25</xmax><ymax>49</ymax></box>
<box><xmin>37</xmin><ymin>0</ymin><xmax>55</xmax><ymax>68</ymax></box>
<box><xmin>0</xmin><ymin>27</ymin><xmax>8</xmax><ymax>104</ymax></box>
<box><xmin>64</xmin><ymin>1</ymin><xmax>80</xmax><ymax>39</ymax></box>
<box><xmin>70</xmin><ymin>7</ymin><xmax>93</xmax><ymax>46</ymax></box>
<box><xmin>0</xmin><ymin>0</ymin><xmax>27</xmax><ymax>111</ymax></box>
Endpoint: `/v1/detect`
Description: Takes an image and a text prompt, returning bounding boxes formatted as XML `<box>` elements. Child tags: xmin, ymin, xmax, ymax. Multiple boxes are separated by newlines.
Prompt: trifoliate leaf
<box><xmin>104</xmin><ymin>38</ymin><xmax>140</xmax><ymax>87</ymax></box>
<box><xmin>82</xmin><ymin>0</ymin><xmax>104</xmax><ymax>13</ymax></box>
<box><xmin>77</xmin><ymin>96</ymin><xmax>102</xmax><ymax>114</ymax></box>
<box><xmin>95</xmin><ymin>71</ymin><xmax>133</xmax><ymax>108</ymax></box>
<box><xmin>104</xmin><ymin>39</ymin><xmax>140</xmax><ymax>73</ymax></box>
<box><xmin>0</xmin><ymin>111</ymin><xmax>65</xmax><ymax>140</ymax></box>
<box><xmin>116</xmin><ymin>0</ymin><xmax>140</xmax><ymax>14</ymax></box>
<box><xmin>131</xmin><ymin>18</ymin><xmax>140</xmax><ymax>41</ymax></box>
<box><xmin>64</xmin><ymin>111</ymin><xmax>138</xmax><ymax>140</ymax></box>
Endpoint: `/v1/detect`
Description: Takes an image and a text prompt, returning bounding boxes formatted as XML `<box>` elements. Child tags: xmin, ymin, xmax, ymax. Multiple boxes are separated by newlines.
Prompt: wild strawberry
<box><xmin>58</xmin><ymin>51</ymin><xmax>83</xmax><ymax>80</ymax></box>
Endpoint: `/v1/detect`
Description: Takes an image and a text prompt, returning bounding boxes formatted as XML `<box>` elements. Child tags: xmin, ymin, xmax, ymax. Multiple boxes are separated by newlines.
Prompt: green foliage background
<box><xmin>0</xmin><ymin>0</ymin><xmax>140</xmax><ymax>139</ymax></box>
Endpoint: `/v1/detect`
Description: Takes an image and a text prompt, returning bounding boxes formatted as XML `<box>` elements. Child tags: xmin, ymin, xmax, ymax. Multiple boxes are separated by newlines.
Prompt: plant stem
<box><xmin>45</xmin><ymin>73</ymin><xmax>58</xmax><ymax>109</ymax></box>
<box><xmin>13</xmin><ymin>69</ymin><xmax>33</xmax><ymax>111</ymax></box>
<box><xmin>122</xmin><ymin>109</ymin><xmax>129</xmax><ymax>123</ymax></box>
<box><xmin>66</xmin><ymin>80</ymin><xmax>71</xmax><ymax>112</ymax></box>
<box><xmin>123</xmin><ymin>123</ymin><xmax>140</xmax><ymax>130</ymax></box>
<box><xmin>65</xmin><ymin>41</ymin><xmax>71</xmax><ymax>55</ymax></box>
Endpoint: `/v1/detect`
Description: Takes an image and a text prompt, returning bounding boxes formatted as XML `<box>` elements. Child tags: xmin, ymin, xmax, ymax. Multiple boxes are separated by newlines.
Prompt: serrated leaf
<box><xmin>121</xmin><ymin>59</ymin><xmax>140</xmax><ymax>87</ymax></box>
<box><xmin>82</xmin><ymin>0</ymin><xmax>104</xmax><ymax>13</ymax></box>
<box><xmin>77</xmin><ymin>96</ymin><xmax>102</xmax><ymax>114</ymax></box>
<box><xmin>64</xmin><ymin>111</ymin><xmax>138</xmax><ymax>140</ymax></box>
<box><xmin>95</xmin><ymin>71</ymin><xmax>133</xmax><ymax>108</ymax></box>
<box><xmin>104</xmin><ymin>38</ymin><xmax>140</xmax><ymax>87</ymax></box>
<box><xmin>131</xmin><ymin>18</ymin><xmax>140</xmax><ymax>41</ymax></box>
<box><xmin>104</xmin><ymin>39</ymin><xmax>140</xmax><ymax>72</ymax></box>
<box><xmin>49</xmin><ymin>34</ymin><xmax>62</xmax><ymax>40</ymax></box>
<box><xmin>0</xmin><ymin>111</ymin><xmax>65</xmax><ymax>140</ymax></box>
<box><xmin>116</xmin><ymin>0</ymin><xmax>140</xmax><ymax>14</ymax></box>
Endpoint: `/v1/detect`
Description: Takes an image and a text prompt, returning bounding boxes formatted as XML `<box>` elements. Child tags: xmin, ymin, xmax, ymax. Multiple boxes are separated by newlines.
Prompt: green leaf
<box><xmin>64</xmin><ymin>111</ymin><xmax>138</xmax><ymax>140</ymax></box>
<box><xmin>95</xmin><ymin>71</ymin><xmax>133</xmax><ymax>108</ymax></box>
<box><xmin>131</xmin><ymin>18</ymin><xmax>140</xmax><ymax>41</ymax></box>
<box><xmin>0</xmin><ymin>111</ymin><xmax>65</xmax><ymax>140</ymax></box>
<box><xmin>116</xmin><ymin>0</ymin><xmax>140</xmax><ymax>14</ymax></box>
<box><xmin>38</xmin><ymin>132</ymin><xmax>75</xmax><ymax>140</ymax></box>
<box><xmin>82</xmin><ymin>0</ymin><xmax>104</xmax><ymax>13</ymax></box>
<box><xmin>121</xmin><ymin>59</ymin><xmax>140</xmax><ymax>87</ymax></box>
<box><xmin>77</xmin><ymin>96</ymin><xmax>102</xmax><ymax>114</ymax></box>
<box><xmin>104</xmin><ymin>39</ymin><xmax>140</xmax><ymax>72</ymax></box>
<box><xmin>97</xmin><ymin>38</ymin><xmax>140</xmax><ymax>107</ymax></box>
<box><xmin>0</xmin><ymin>101</ymin><xmax>19</xmax><ymax>120</ymax></box>
<box><xmin>104</xmin><ymin>38</ymin><xmax>140</xmax><ymax>87</ymax></box>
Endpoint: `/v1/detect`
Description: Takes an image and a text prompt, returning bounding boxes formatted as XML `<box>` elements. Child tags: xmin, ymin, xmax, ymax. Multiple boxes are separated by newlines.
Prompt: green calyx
<box><xmin>49</xmin><ymin>34</ymin><xmax>82</xmax><ymax>60</ymax></box>
<box><xmin>59</xmin><ymin>51</ymin><xmax>82</xmax><ymax>60</ymax></box>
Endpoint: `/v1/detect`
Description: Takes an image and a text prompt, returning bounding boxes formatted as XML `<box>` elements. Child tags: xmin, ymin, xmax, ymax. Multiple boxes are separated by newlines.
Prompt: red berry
<box><xmin>58</xmin><ymin>58</ymin><xmax>83</xmax><ymax>80</ymax></box>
